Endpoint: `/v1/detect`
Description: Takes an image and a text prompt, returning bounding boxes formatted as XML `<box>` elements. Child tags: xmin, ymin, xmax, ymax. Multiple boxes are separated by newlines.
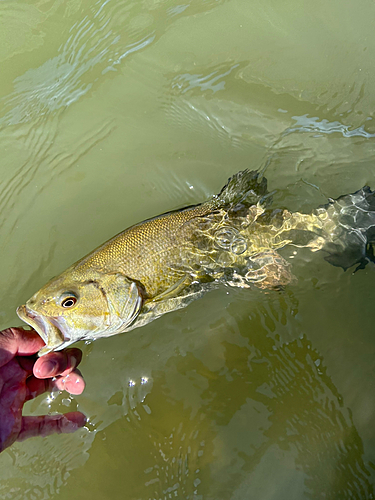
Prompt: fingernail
<box><xmin>39</xmin><ymin>360</ymin><xmax>58</xmax><ymax>377</ymax></box>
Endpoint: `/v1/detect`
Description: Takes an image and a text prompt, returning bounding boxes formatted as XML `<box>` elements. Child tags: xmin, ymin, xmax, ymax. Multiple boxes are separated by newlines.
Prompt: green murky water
<box><xmin>1</xmin><ymin>0</ymin><xmax>375</xmax><ymax>498</ymax></box>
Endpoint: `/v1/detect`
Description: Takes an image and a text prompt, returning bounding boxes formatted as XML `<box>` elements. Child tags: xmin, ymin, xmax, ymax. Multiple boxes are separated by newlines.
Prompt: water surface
<box><xmin>1</xmin><ymin>0</ymin><xmax>375</xmax><ymax>498</ymax></box>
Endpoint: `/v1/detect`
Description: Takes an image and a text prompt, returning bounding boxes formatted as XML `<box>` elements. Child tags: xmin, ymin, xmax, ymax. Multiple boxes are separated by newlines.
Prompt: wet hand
<box><xmin>0</xmin><ymin>327</ymin><xmax>86</xmax><ymax>453</ymax></box>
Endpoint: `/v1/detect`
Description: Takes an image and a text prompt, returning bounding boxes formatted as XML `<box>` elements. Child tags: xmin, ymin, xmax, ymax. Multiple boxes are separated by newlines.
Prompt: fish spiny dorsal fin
<box><xmin>214</xmin><ymin>169</ymin><xmax>268</xmax><ymax>209</ymax></box>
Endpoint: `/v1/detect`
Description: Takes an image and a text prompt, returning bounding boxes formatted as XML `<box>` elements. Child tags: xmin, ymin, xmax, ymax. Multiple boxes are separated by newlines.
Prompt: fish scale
<box><xmin>74</xmin><ymin>200</ymin><xmax>220</xmax><ymax>297</ymax></box>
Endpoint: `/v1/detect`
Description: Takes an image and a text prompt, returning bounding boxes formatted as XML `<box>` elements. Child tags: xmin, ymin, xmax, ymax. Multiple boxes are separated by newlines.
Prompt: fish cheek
<box><xmin>70</xmin><ymin>292</ymin><xmax>108</xmax><ymax>334</ymax></box>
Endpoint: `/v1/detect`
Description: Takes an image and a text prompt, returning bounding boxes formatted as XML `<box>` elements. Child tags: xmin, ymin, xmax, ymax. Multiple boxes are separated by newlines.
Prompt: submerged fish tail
<box><xmin>320</xmin><ymin>186</ymin><xmax>375</xmax><ymax>270</ymax></box>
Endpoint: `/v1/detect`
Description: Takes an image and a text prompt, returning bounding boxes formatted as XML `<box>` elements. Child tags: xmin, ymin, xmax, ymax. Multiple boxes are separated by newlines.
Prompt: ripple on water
<box><xmin>0</xmin><ymin>428</ymin><xmax>92</xmax><ymax>500</ymax></box>
<box><xmin>0</xmin><ymin>1</ymin><xmax>158</xmax><ymax>126</ymax></box>
<box><xmin>0</xmin><ymin>118</ymin><xmax>115</xmax><ymax>234</ymax></box>
<box><xmin>0</xmin><ymin>0</ymin><xmax>162</xmax><ymax>237</ymax></box>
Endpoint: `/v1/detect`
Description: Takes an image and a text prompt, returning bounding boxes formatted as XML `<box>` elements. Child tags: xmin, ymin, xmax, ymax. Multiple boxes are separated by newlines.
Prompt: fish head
<box><xmin>17</xmin><ymin>269</ymin><xmax>144</xmax><ymax>356</ymax></box>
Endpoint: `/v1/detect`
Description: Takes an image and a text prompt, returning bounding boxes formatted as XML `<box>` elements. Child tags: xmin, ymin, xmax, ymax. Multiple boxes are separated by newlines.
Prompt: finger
<box><xmin>26</xmin><ymin>370</ymin><xmax>85</xmax><ymax>399</ymax></box>
<box><xmin>33</xmin><ymin>348</ymin><xmax>83</xmax><ymax>379</ymax></box>
<box><xmin>53</xmin><ymin>369</ymin><xmax>86</xmax><ymax>395</ymax></box>
<box><xmin>0</xmin><ymin>328</ymin><xmax>45</xmax><ymax>367</ymax></box>
<box><xmin>18</xmin><ymin>356</ymin><xmax>38</xmax><ymax>376</ymax></box>
<box><xmin>17</xmin><ymin>412</ymin><xmax>87</xmax><ymax>442</ymax></box>
<box><xmin>25</xmin><ymin>376</ymin><xmax>50</xmax><ymax>401</ymax></box>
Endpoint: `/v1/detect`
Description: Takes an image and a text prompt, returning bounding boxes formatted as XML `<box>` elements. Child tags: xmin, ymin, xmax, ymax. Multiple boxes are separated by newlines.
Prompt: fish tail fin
<box><xmin>322</xmin><ymin>186</ymin><xmax>375</xmax><ymax>270</ymax></box>
<box><xmin>214</xmin><ymin>169</ymin><xmax>268</xmax><ymax>209</ymax></box>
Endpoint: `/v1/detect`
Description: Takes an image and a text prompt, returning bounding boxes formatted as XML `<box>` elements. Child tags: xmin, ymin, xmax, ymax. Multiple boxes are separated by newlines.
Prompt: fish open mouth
<box><xmin>16</xmin><ymin>304</ymin><xmax>65</xmax><ymax>347</ymax></box>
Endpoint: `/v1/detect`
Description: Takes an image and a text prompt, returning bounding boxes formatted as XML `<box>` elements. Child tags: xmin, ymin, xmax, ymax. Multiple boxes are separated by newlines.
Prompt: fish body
<box><xmin>17</xmin><ymin>170</ymin><xmax>375</xmax><ymax>355</ymax></box>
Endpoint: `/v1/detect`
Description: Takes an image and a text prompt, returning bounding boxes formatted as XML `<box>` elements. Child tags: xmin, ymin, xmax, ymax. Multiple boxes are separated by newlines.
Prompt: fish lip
<box><xmin>16</xmin><ymin>304</ymin><xmax>64</xmax><ymax>345</ymax></box>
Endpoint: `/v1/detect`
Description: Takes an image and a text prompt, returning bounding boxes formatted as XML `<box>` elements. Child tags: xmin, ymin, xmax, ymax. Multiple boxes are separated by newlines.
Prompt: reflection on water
<box><xmin>171</xmin><ymin>63</ymin><xmax>240</xmax><ymax>95</ymax></box>
<box><xmin>285</xmin><ymin>114</ymin><xmax>375</xmax><ymax>139</ymax></box>
<box><xmin>1</xmin><ymin>0</ymin><xmax>375</xmax><ymax>498</ymax></box>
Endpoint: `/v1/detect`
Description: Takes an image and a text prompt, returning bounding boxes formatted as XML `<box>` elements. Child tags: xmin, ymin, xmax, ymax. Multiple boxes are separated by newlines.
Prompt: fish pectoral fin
<box><xmin>151</xmin><ymin>275</ymin><xmax>192</xmax><ymax>303</ymax></box>
<box><xmin>99</xmin><ymin>273</ymin><xmax>144</xmax><ymax>329</ymax></box>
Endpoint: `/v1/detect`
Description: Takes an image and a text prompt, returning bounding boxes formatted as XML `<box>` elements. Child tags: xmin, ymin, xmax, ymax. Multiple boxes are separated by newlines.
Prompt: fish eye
<box><xmin>60</xmin><ymin>293</ymin><xmax>78</xmax><ymax>308</ymax></box>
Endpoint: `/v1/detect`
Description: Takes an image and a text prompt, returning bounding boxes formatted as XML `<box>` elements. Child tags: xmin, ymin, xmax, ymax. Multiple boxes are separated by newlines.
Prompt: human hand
<box><xmin>0</xmin><ymin>327</ymin><xmax>86</xmax><ymax>453</ymax></box>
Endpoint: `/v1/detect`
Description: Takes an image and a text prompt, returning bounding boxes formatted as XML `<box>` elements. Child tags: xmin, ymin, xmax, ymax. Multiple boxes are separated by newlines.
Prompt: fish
<box><xmin>17</xmin><ymin>170</ymin><xmax>375</xmax><ymax>356</ymax></box>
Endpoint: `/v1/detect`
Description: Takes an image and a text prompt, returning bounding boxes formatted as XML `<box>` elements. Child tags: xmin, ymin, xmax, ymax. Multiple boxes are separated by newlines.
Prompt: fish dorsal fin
<box><xmin>214</xmin><ymin>169</ymin><xmax>268</xmax><ymax>209</ymax></box>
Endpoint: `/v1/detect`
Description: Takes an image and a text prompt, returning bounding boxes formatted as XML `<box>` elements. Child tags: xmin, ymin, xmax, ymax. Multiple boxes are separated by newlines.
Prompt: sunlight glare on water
<box><xmin>1</xmin><ymin>0</ymin><xmax>375</xmax><ymax>498</ymax></box>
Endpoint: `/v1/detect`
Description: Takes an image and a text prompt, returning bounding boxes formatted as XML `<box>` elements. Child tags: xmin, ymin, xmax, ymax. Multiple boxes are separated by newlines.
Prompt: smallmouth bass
<box><xmin>17</xmin><ymin>170</ymin><xmax>375</xmax><ymax>355</ymax></box>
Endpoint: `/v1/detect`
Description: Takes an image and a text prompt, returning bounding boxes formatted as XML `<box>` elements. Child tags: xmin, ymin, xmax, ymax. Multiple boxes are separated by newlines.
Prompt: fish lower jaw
<box><xmin>16</xmin><ymin>304</ymin><xmax>66</xmax><ymax>355</ymax></box>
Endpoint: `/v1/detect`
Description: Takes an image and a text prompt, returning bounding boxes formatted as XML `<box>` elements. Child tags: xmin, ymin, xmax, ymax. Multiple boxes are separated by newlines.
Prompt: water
<box><xmin>1</xmin><ymin>0</ymin><xmax>375</xmax><ymax>498</ymax></box>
